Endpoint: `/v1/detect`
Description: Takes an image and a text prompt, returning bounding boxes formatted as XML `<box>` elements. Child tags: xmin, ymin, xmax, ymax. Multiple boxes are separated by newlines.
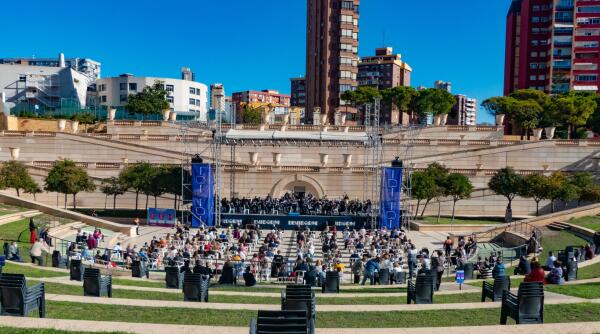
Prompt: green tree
<box><xmin>119</xmin><ymin>162</ymin><xmax>154</xmax><ymax>211</ymax></box>
<box><xmin>412</xmin><ymin>88</ymin><xmax>456</xmax><ymax>118</ymax></box>
<box><xmin>546</xmin><ymin>172</ymin><xmax>571</xmax><ymax>212</ymax></box>
<box><xmin>444</xmin><ymin>173</ymin><xmax>474</xmax><ymax>221</ymax></box>
<box><xmin>242</xmin><ymin>104</ymin><xmax>262</xmax><ymax>124</ymax></box>
<box><xmin>481</xmin><ymin>96</ymin><xmax>516</xmax><ymax>116</ymax></box>
<box><xmin>160</xmin><ymin>165</ymin><xmax>183</xmax><ymax>210</ymax></box>
<box><xmin>71</xmin><ymin>112</ymin><xmax>97</xmax><ymax>132</ymax></box>
<box><xmin>418</xmin><ymin>162</ymin><xmax>449</xmax><ymax>219</ymax></box>
<box><xmin>411</xmin><ymin>171</ymin><xmax>436</xmax><ymax>219</ymax></box>
<box><xmin>580</xmin><ymin>184</ymin><xmax>600</xmax><ymax>204</ymax></box>
<box><xmin>341</xmin><ymin>86</ymin><xmax>382</xmax><ymax>123</ymax></box>
<box><xmin>124</xmin><ymin>81</ymin><xmax>170</xmax><ymax>118</ymax></box>
<box><xmin>0</xmin><ymin>161</ymin><xmax>36</xmax><ymax>197</ymax></box>
<box><xmin>100</xmin><ymin>177</ymin><xmax>128</xmax><ymax>211</ymax></box>
<box><xmin>520</xmin><ymin>173</ymin><xmax>549</xmax><ymax>216</ymax></box>
<box><xmin>381</xmin><ymin>86</ymin><xmax>418</xmax><ymax>121</ymax></box>
<box><xmin>570</xmin><ymin>172</ymin><xmax>595</xmax><ymax>206</ymax></box>
<box><xmin>511</xmin><ymin>99</ymin><xmax>543</xmax><ymax>139</ymax></box>
<box><xmin>509</xmin><ymin>89</ymin><xmax>550</xmax><ymax>108</ymax></box>
<box><xmin>562</xmin><ymin>93</ymin><xmax>596</xmax><ymax>139</ymax></box>
<box><xmin>44</xmin><ymin>159</ymin><xmax>96</xmax><ymax>209</ymax></box>
<box><xmin>488</xmin><ymin>167</ymin><xmax>524</xmax><ymax>222</ymax></box>
<box><xmin>143</xmin><ymin>166</ymin><xmax>167</xmax><ymax>209</ymax></box>
<box><xmin>23</xmin><ymin>179</ymin><xmax>42</xmax><ymax>201</ymax></box>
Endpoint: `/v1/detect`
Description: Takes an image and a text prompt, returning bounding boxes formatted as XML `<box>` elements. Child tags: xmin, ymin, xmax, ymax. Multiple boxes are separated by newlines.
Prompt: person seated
<box><xmin>546</xmin><ymin>260</ymin><xmax>565</xmax><ymax>285</ymax></box>
<box><xmin>514</xmin><ymin>255</ymin><xmax>531</xmax><ymax>276</ymax></box>
<box><xmin>585</xmin><ymin>244</ymin><xmax>595</xmax><ymax>261</ymax></box>
<box><xmin>7</xmin><ymin>242</ymin><xmax>22</xmax><ymax>262</ymax></box>
<box><xmin>219</xmin><ymin>261</ymin><xmax>235</xmax><ymax>284</ymax></box>
<box><xmin>543</xmin><ymin>251</ymin><xmax>557</xmax><ymax>271</ymax></box>
<box><xmin>524</xmin><ymin>260</ymin><xmax>545</xmax><ymax>283</ymax></box>
<box><xmin>492</xmin><ymin>257</ymin><xmax>506</xmax><ymax>278</ymax></box>
<box><xmin>243</xmin><ymin>266</ymin><xmax>256</xmax><ymax>287</ymax></box>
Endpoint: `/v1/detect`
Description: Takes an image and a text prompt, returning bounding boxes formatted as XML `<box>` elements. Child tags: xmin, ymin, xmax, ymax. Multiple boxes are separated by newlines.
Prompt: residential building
<box><xmin>434</xmin><ymin>80</ymin><xmax>452</xmax><ymax>93</ymax></box>
<box><xmin>358</xmin><ymin>47</ymin><xmax>412</xmax><ymax>124</ymax></box>
<box><xmin>96</xmin><ymin>68</ymin><xmax>208</xmax><ymax>121</ymax></box>
<box><xmin>306</xmin><ymin>0</ymin><xmax>360</xmax><ymax>124</ymax></box>
<box><xmin>0</xmin><ymin>63</ymin><xmax>90</xmax><ymax>113</ymax></box>
<box><xmin>0</xmin><ymin>53</ymin><xmax>101</xmax><ymax>81</ymax></box>
<box><xmin>504</xmin><ymin>0</ymin><xmax>600</xmax><ymax>95</ymax></box>
<box><xmin>448</xmin><ymin>95</ymin><xmax>478</xmax><ymax>126</ymax></box>
<box><xmin>290</xmin><ymin>77</ymin><xmax>306</xmax><ymax>107</ymax></box>
<box><xmin>231</xmin><ymin>89</ymin><xmax>290</xmax><ymax>123</ymax></box>
<box><xmin>210</xmin><ymin>83</ymin><xmax>226</xmax><ymax>111</ymax></box>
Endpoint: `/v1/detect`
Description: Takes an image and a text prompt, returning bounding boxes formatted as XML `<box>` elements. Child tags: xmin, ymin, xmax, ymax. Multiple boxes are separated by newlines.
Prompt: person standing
<box><xmin>30</xmin><ymin>238</ymin><xmax>49</xmax><ymax>266</ymax></box>
<box><xmin>134</xmin><ymin>217</ymin><xmax>140</xmax><ymax>236</ymax></box>
<box><xmin>407</xmin><ymin>244</ymin><xmax>418</xmax><ymax>279</ymax></box>
<box><xmin>29</xmin><ymin>218</ymin><xmax>37</xmax><ymax>244</ymax></box>
<box><xmin>432</xmin><ymin>250</ymin><xmax>445</xmax><ymax>291</ymax></box>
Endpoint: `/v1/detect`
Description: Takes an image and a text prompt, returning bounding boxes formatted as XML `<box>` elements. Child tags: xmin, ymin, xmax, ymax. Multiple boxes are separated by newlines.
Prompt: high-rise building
<box><xmin>306</xmin><ymin>0</ymin><xmax>360</xmax><ymax>125</ymax></box>
<box><xmin>358</xmin><ymin>47</ymin><xmax>412</xmax><ymax>124</ymax></box>
<box><xmin>290</xmin><ymin>77</ymin><xmax>306</xmax><ymax>107</ymax></box>
<box><xmin>0</xmin><ymin>53</ymin><xmax>101</xmax><ymax>81</ymax></box>
<box><xmin>449</xmin><ymin>95</ymin><xmax>477</xmax><ymax>126</ymax></box>
<box><xmin>434</xmin><ymin>80</ymin><xmax>452</xmax><ymax>93</ymax></box>
<box><xmin>505</xmin><ymin>0</ymin><xmax>600</xmax><ymax>95</ymax></box>
<box><xmin>210</xmin><ymin>83</ymin><xmax>226</xmax><ymax>111</ymax></box>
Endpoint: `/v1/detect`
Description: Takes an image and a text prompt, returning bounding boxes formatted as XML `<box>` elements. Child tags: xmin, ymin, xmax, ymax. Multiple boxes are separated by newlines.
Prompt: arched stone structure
<box><xmin>270</xmin><ymin>174</ymin><xmax>325</xmax><ymax>199</ymax></box>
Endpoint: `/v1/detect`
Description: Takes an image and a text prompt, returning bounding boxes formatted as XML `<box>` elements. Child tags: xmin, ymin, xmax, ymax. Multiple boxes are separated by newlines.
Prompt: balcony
<box><xmin>554</xmin><ymin>41</ymin><xmax>573</xmax><ymax>47</ymax></box>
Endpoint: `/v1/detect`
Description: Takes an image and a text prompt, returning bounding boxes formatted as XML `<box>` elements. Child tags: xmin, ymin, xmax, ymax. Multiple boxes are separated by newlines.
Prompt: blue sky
<box><xmin>1</xmin><ymin>0</ymin><xmax>509</xmax><ymax>124</ymax></box>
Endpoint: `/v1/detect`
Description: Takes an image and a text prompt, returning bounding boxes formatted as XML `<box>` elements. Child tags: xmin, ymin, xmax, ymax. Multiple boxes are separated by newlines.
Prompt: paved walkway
<box><xmin>43</xmin><ymin>292</ymin><xmax>590</xmax><ymax>312</ymax></box>
<box><xmin>3</xmin><ymin>317</ymin><xmax>600</xmax><ymax>334</ymax></box>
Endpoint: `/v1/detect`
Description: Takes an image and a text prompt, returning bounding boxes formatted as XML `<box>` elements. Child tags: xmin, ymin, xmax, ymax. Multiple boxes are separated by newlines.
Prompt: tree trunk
<box><xmin>414</xmin><ymin>199</ymin><xmax>421</xmax><ymax>220</ymax></box>
<box><xmin>135</xmin><ymin>191</ymin><xmax>139</xmax><ymax>211</ymax></box>
<box><xmin>145</xmin><ymin>194</ymin><xmax>149</xmax><ymax>211</ymax></box>
<box><xmin>154</xmin><ymin>196</ymin><xmax>157</xmax><ymax>208</ymax></box>
<box><xmin>505</xmin><ymin>199</ymin><xmax>513</xmax><ymax>223</ymax></box>
<box><xmin>421</xmin><ymin>199</ymin><xmax>431</xmax><ymax>217</ymax></box>
<box><xmin>535</xmin><ymin>200</ymin><xmax>540</xmax><ymax>217</ymax></box>
<box><xmin>104</xmin><ymin>195</ymin><xmax>107</xmax><ymax>210</ymax></box>
<box><xmin>451</xmin><ymin>199</ymin><xmax>457</xmax><ymax>221</ymax></box>
<box><xmin>113</xmin><ymin>194</ymin><xmax>117</xmax><ymax>211</ymax></box>
<box><xmin>73</xmin><ymin>194</ymin><xmax>77</xmax><ymax>209</ymax></box>
<box><xmin>551</xmin><ymin>199</ymin><xmax>555</xmax><ymax>213</ymax></box>
<box><xmin>174</xmin><ymin>194</ymin><xmax>177</xmax><ymax>210</ymax></box>
<box><xmin>16</xmin><ymin>188</ymin><xmax>20</xmax><ymax>197</ymax></box>
<box><xmin>436</xmin><ymin>200</ymin><xmax>442</xmax><ymax>223</ymax></box>
<box><xmin>64</xmin><ymin>193</ymin><xmax>67</xmax><ymax>209</ymax></box>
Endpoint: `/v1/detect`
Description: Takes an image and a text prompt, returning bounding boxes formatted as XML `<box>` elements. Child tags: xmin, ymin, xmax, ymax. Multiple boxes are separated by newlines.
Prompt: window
<box><xmin>530</xmin><ymin>75</ymin><xmax>538</xmax><ymax>81</ymax></box>
<box><xmin>341</xmin><ymin>29</ymin><xmax>353</xmax><ymax>37</ymax></box>
<box><xmin>340</xmin><ymin>43</ymin><xmax>353</xmax><ymax>52</ymax></box>
<box><xmin>575</xmin><ymin>41</ymin><xmax>599</xmax><ymax>48</ymax></box>
<box><xmin>532</xmin><ymin>5</ymin><xmax>540</xmax><ymax>11</ymax></box>
<box><xmin>19</xmin><ymin>75</ymin><xmax>26</xmax><ymax>82</ymax></box>
<box><xmin>166</xmin><ymin>96</ymin><xmax>174</xmax><ymax>103</ymax></box>
<box><xmin>129</xmin><ymin>83</ymin><xmax>137</xmax><ymax>91</ymax></box>
<box><xmin>119</xmin><ymin>83</ymin><xmax>127</xmax><ymax>90</ymax></box>
<box><xmin>531</xmin><ymin>40</ymin><xmax>539</xmax><ymax>46</ymax></box>
<box><xmin>341</xmin><ymin>0</ymin><xmax>353</xmax><ymax>10</ymax></box>
<box><xmin>341</xmin><ymin>15</ymin><xmax>353</xmax><ymax>23</ymax></box>
<box><xmin>530</xmin><ymin>63</ymin><xmax>539</xmax><ymax>69</ymax></box>
<box><xmin>539</xmin><ymin>75</ymin><xmax>546</xmax><ymax>80</ymax></box>
<box><xmin>340</xmin><ymin>57</ymin><xmax>355</xmax><ymax>65</ymax></box>
<box><xmin>531</xmin><ymin>51</ymin><xmax>538</xmax><ymax>57</ymax></box>
<box><xmin>101</xmin><ymin>96</ymin><xmax>107</xmax><ymax>103</ymax></box>
<box><xmin>166</xmin><ymin>84</ymin><xmax>174</xmax><ymax>92</ymax></box>
<box><xmin>189</xmin><ymin>98</ymin><xmax>196</xmax><ymax>105</ymax></box>
<box><xmin>532</xmin><ymin>17</ymin><xmax>540</xmax><ymax>23</ymax></box>
<box><xmin>340</xmin><ymin>70</ymin><xmax>354</xmax><ymax>79</ymax></box>
<box><xmin>339</xmin><ymin>84</ymin><xmax>352</xmax><ymax>92</ymax></box>
<box><xmin>576</xmin><ymin>74</ymin><xmax>598</xmax><ymax>81</ymax></box>
<box><xmin>578</xmin><ymin>6</ymin><xmax>600</xmax><ymax>13</ymax></box>
<box><xmin>120</xmin><ymin>94</ymin><xmax>128</xmax><ymax>102</ymax></box>
<box><xmin>189</xmin><ymin>87</ymin><xmax>196</xmax><ymax>94</ymax></box>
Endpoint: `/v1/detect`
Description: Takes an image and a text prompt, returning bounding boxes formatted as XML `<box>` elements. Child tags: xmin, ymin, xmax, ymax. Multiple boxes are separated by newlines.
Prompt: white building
<box><xmin>0</xmin><ymin>64</ymin><xmax>91</xmax><ymax>113</ymax></box>
<box><xmin>96</xmin><ymin>71</ymin><xmax>208</xmax><ymax>121</ymax></box>
<box><xmin>0</xmin><ymin>53</ymin><xmax>101</xmax><ymax>81</ymax></box>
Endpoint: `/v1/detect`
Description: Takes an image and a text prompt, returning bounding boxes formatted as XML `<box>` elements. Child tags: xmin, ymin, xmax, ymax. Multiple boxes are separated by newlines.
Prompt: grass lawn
<box><xmin>0</xmin><ymin>328</ymin><xmax>126</xmax><ymax>334</ymax></box>
<box><xmin>29</xmin><ymin>279</ymin><xmax>479</xmax><ymax>305</ymax></box>
<box><xmin>569</xmin><ymin>216</ymin><xmax>600</xmax><ymax>232</ymax></box>
<box><xmin>39</xmin><ymin>301</ymin><xmax>600</xmax><ymax>327</ymax></box>
<box><xmin>579</xmin><ymin>261</ymin><xmax>600</xmax><ymax>280</ymax></box>
<box><xmin>546</xmin><ymin>282</ymin><xmax>600</xmax><ymax>299</ymax></box>
<box><xmin>418</xmin><ymin>217</ymin><xmax>503</xmax><ymax>225</ymax></box>
<box><xmin>2</xmin><ymin>262</ymin><xmax>68</xmax><ymax>278</ymax></box>
<box><xmin>110</xmin><ymin>278</ymin><xmax>165</xmax><ymax>288</ymax></box>
<box><xmin>0</xmin><ymin>204</ymin><xmax>28</xmax><ymax>216</ymax></box>
<box><xmin>0</xmin><ymin>218</ymin><xmax>37</xmax><ymax>242</ymax></box>
<box><xmin>540</xmin><ymin>230</ymin><xmax>588</xmax><ymax>263</ymax></box>
<box><xmin>468</xmin><ymin>277</ymin><xmax>524</xmax><ymax>288</ymax></box>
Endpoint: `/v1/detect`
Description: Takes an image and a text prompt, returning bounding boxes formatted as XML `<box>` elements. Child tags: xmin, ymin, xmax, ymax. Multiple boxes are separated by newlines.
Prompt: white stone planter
<box><xmin>169</xmin><ymin>112</ymin><xmax>177</xmax><ymax>122</ymax></box>
<box><xmin>108</xmin><ymin>108</ymin><xmax>117</xmax><ymax>121</ymax></box>
<box><xmin>9</xmin><ymin>147</ymin><xmax>19</xmax><ymax>160</ymax></box>
<box><xmin>495</xmin><ymin>114</ymin><xmax>505</xmax><ymax>126</ymax></box>
<box><xmin>320</xmin><ymin>153</ymin><xmax>329</xmax><ymax>167</ymax></box>
<box><xmin>162</xmin><ymin>110</ymin><xmax>171</xmax><ymax>121</ymax></box>
<box><xmin>320</xmin><ymin>113</ymin><xmax>328</xmax><ymax>125</ymax></box>
<box><xmin>441</xmin><ymin>114</ymin><xmax>449</xmax><ymax>126</ymax></box>
<box><xmin>71</xmin><ymin>121</ymin><xmax>79</xmax><ymax>133</ymax></box>
<box><xmin>249</xmin><ymin>152</ymin><xmax>259</xmax><ymax>166</ymax></box>
<box><xmin>340</xmin><ymin>114</ymin><xmax>347</xmax><ymax>125</ymax></box>
<box><xmin>545</xmin><ymin>126</ymin><xmax>556</xmax><ymax>140</ymax></box>
<box><xmin>533</xmin><ymin>128</ymin><xmax>543</xmax><ymax>140</ymax></box>
<box><xmin>259</xmin><ymin>124</ymin><xmax>266</xmax><ymax>132</ymax></box>
<box><xmin>343</xmin><ymin>154</ymin><xmax>352</xmax><ymax>168</ymax></box>
<box><xmin>313</xmin><ymin>112</ymin><xmax>321</xmax><ymax>125</ymax></box>
<box><xmin>57</xmin><ymin>119</ymin><xmax>67</xmax><ymax>132</ymax></box>
<box><xmin>433</xmin><ymin>115</ymin><xmax>441</xmax><ymax>126</ymax></box>
<box><xmin>273</xmin><ymin>153</ymin><xmax>282</xmax><ymax>166</ymax></box>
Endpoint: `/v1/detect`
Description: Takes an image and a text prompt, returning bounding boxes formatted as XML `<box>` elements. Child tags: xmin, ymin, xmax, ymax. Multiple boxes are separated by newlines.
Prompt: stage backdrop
<box><xmin>379</xmin><ymin>167</ymin><xmax>403</xmax><ymax>230</ymax></box>
<box><xmin>191</xmin><ymin>163</ymin><xmax>214</xmax><ymax>227</ymax></box>
<box><xmin>147</xmin><ymin>208</ymin><xmax>176</xmax><ymax>227</ymax></box>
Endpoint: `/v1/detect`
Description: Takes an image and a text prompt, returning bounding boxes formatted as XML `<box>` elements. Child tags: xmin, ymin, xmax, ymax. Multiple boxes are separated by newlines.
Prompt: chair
<box><xmin>378</xmin><ymin>268</ymin><xmax>390</xmax><ymax>285</ymax></box>
<box><xmin>165</xmin><ymin>266</ymin><xmax>184</xmax><ymax>289</ymax></box>
<box><xmin>69</xmin><ymin>259</ymin><xmax>84</xmax><ymax>281</ymax></box>
<box><xmin>500</xmin><ymin>282</ymin><xmax>544</xmax><ymax>325</ymax></box>
<box><xmin>281</xmin><ymin>284</ymin><xmax>316</xmax><ymax>320</ymax></box>
<box><xmin>131</xmin><ymin>260</ymin><xmax>149</xmax><ymax>278</ymax></box>
<box><xmin>249</xmin><ymin>310</ymin><xmax>310</xmax><ymax>334</ymax></box>
<box><xmin>83</xmin><ymin>268</ymin><xmax>112</xmax><ymax>298</ymax></box>
<box><xmin>462</xmin><ymin>263</ymin><xmax>475</xmax><ymax>280</ymax></box>
<box><xmin>393</xmin><ymin>271</ymin><xmax>406</xmax><ymax>285</ymax></box>
<box><xmin>51</xmin><ymin>250</ymin><xmax>62</xmax><ymax>268</ymax></box>
<box><xmin>406</xmin><ymin>274</ymin><xmax>434</xmax><ymax>304</ymax></box>
<box><xmin>0</xmin><ymin>273</ymin><xmax>45</xmax><ymax>318</ymax></box>
<box><xmin>182</xmin><ymin>272</ymin><xmax>210</xmax><ymax>302</ymax></box>
<box><xmin>322</xmin><ymin>271</ymin><xmax>339</xmax><ymax>293</ymax></box>
<box><xmin>482</xmin><ymin>275</ymin><xmax>510</xmax><ymax>302</ymax></box>
<box><xmin>565</xmin><ymin>260</ymin><xmax>578</xmax><ymax>282</ymax></box>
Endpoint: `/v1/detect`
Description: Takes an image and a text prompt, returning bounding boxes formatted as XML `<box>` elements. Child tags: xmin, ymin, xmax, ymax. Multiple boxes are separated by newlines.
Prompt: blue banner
<box><xmin>192</xmin><ymin>163</ymin><xmax>214</xmax><ymax>228</ymax></box>
<box><xmin>147</xmin><ymin>208</ymin><xmax>176</xmax><ymax>227</ymax></box>
<box><xmin>219</xmin><ymin>214</ymin><xmax>369</xmax><ymax>230</ymax></box>
<box><xmin>379</xmin><ymin>167</ymin><xmax>403</xmax><ymax>230</ymax></box>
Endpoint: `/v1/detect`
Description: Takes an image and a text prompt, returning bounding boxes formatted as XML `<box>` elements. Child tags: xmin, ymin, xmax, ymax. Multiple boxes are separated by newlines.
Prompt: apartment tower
<box><xmin>306</xmin><ymin>0</ymin><xmax>360</xmax><ymax>124</ymax></box>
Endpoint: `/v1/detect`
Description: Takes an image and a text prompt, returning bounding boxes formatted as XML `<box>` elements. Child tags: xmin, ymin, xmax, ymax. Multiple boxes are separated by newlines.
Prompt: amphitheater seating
<box><xmin>182</xmin><ymin>272</ymin><xmax>210</xmax><ymax>302</ymax></box>
<box><xmin>165</xmin><ymin>266</ymin><xmax>184</xmax><ymax>289</ymax></box>
<box><xmin>281</xmin><ymin>285</ymin><xmax>316</xmax><ymax>320</ymax></box>
<box><xmin>69</xmin><ymin>259</ymin><xmax>84</xmax><ymax>281</ymax></box>
<box><xmin>482</xmin><ymin>276</ymin><xmax>510</xmax><ymax>302</ymax></box>
<box><xmin>500</xmin><ymin>282</ymin><xmax>544</xmax><ymax>325</ymax></box>
<box><xmin>407</xmin><ymin>274</ymin><xmax>434</xmax><ymax>304</ymax></box>
<box><xmin>131</xmin><ymin>260</ymin><xmax>149</xmax><ymax>279</ymax></box>
<box><xmin>83</xmin><ymin>268</ymin><xmax>112</xmax><ymax>298</ymax></box>
<box><xmin>250</xmin><ymin>310</ymin><xmax>311</xmax><ymax>334</ymax></box>
<box><xmin>0</xmin><ymin>273</ymin><xmax>45</xmax><ymax>318</ymax></box>
<box><xmin>322</xmin><ymin>271</ymin><xmax>339</xmax><ymax>294</ymax></box>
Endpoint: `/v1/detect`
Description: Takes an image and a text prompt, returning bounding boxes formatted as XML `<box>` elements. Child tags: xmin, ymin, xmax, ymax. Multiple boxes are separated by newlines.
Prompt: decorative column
<box><xmin>273</xmin><ymin>153</ymin><xmax>282</xmax><ymax>167</ymax></box>
<box><xmin>343</xmin><ymin>154</ymin><xmax>352</xmax><ymax>168</ymax></box>
<box><xmin>249</xmin><ymin>152</ymin><xmax>259</xmax><ymax>166</ymax></box>
<box><xmin>320</xmin><ymin>153</ymin><xmax>329</xmax><ymax>167</ymax></box>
